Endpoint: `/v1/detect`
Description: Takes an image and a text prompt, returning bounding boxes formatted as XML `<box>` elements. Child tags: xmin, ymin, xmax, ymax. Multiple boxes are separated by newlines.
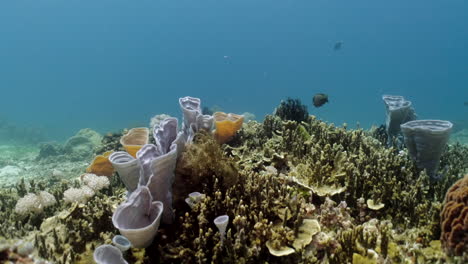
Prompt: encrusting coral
<box><xmin>440</xmin><ymin>174</ymin><xmax>468</xmax><ymax>256</ymax></box>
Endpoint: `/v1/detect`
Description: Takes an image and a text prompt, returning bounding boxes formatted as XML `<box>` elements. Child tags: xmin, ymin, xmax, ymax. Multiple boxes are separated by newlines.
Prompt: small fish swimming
<box><xmin>313</xmin><ymin>93</ymin><xmax>329</xmax><ymax>107</ymax></box>
<box><xmin>464</xmin><ymin>101</ymin><xmax>468</xmax><ymax>106</ymax></box>
<box><xmin>333</xmin><ymin>41</ymin><xmax>342</xmax><ymax>51</ymax></box>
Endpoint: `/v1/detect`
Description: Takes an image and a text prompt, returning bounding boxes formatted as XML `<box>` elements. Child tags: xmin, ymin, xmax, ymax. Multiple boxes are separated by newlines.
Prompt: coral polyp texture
<box><xmin>1</xmin><ymin>96</ymin><xmax>468</xmax><ymax>263</ymax></box>
<box><xmin>440</xmin><ymin>174</ymin><xmax>468</xmax><ymax>256</ymax></box>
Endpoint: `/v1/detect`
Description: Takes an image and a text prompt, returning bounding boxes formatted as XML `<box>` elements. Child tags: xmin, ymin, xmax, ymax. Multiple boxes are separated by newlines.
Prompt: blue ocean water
<box><xmin>0</xmin><ymin>0</ymin><xmax>467</xmax><ymax>141</ymax></box>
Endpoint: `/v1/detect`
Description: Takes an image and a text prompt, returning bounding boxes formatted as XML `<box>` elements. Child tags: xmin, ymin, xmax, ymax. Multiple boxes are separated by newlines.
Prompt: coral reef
<box><xmin>37</xmin><ymin>142</ymin><xmax>62</xmax><ymax>160</ymax></box>
<box><xmin>37</xmin><ymin>128</ymin><xmax>102</xmax><ymax>162</ymax></box>
<box><xmin>174</xmin><ymin>131</ymin><xmax>238</xmax><ymax>209</ymax></box>
<box><xmin>2</xmin><ymin>96</ymin><xmax>468</xmax><ymax>264</ymax></box>
<box><xmin>95</xmin><ymin>131</ymin><xmax>124</xmax><ymax>155</ymax></box>
<box><xmin>440</xmin><ymin>174</ymin><xmax>468</xmax><ymax>256</ymax></box>
<box><xmin>63</xmin><ymin>129</ymin><xmax>102</xmax><ymax>161</ymax></box>
<box><xmin>35</xmin><ymin>191</ymin><xmax>124</xmax><ymax>263</ymax></box>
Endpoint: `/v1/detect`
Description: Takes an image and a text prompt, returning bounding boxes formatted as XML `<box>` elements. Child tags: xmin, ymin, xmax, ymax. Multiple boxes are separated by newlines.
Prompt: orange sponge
<box><xmin>120</xmin><ymin>127</ymin><xmax>149</xmax><ymax>157</ymax></box>
<box><xmin>86</xmin><ymin>151</ymin><xmax>115</xmax><ymax>177</ymax></box>
<box><xmin>213</xmin><ymin>112</ymin><xmax>244</xmax><ymax>144</ymax></box>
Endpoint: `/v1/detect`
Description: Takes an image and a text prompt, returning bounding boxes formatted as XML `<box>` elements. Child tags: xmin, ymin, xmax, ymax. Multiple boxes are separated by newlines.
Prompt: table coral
<box><xmin>440</xmin><ymin>174</ymin><xmax>468</xmax><ymax>256</ymax></box>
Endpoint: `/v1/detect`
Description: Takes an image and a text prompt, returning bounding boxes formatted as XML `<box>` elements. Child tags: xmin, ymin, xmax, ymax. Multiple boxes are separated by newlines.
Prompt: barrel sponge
<box><xmin>440</xmin><ymin>174</ymin><xmax>468</xmax><ymax>256</ymax></box>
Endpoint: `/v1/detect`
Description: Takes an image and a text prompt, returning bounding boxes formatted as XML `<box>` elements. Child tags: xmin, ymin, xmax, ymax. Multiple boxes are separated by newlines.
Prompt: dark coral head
<box><xmin>275</xmin><ymin>97</ymin><xmax>309</xmax><ymax>123</ymax></box>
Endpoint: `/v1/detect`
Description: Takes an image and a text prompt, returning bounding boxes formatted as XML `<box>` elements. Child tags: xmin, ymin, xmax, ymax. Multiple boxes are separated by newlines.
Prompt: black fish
<box><xmin>313</xmin><ymin>93</ymin><xmax>329</xmax><ymax>107</ymax></box>
<box><xmin>464</xmin><ymin>101</ymin><xmax>468</xmax><ymax>106</ymax></box>
<box><xmin>333</xmin><ymin>41</ymin><xmax>342</xmax><ymax>51</ymax></box>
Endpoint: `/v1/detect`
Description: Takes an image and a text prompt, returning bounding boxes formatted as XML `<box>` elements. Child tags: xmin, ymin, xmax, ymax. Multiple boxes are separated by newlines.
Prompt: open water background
<box><xmin>0</xmin><ymin>0</ymin><xmax>467</xmax><ymax>142</ymax></box>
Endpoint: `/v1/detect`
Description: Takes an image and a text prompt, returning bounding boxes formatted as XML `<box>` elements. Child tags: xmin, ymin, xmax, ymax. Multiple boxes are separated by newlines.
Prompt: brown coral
<box><xmin>174</xmin><ymin>131</ymin><xmax>238</xmax><ymax>208</ymax></box>
<box><xmin>213</xmin><ymin>112</ymin><xmax>244</xmax><ymax>144</ymax></box>
<box><xmin>440</xmin><ymin>174</ymin><xmax>468</xmax><ymax>256</ymax></box>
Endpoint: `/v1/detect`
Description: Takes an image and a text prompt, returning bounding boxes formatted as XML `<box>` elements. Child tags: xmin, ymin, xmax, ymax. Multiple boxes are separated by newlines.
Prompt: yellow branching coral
<box><xmin>119</xmin><ymin>127</ymin><xmax>149</xmax><ymax>157</ymax></box>
<box><xmin>213</xmin><ymin>112</ymin><xmax>244</xmax><ymax>144</ymax></box>
<box><xmin>86</xmin><ymin>151</ymin><xmax>114</xmax><ymax>177</ymax></box>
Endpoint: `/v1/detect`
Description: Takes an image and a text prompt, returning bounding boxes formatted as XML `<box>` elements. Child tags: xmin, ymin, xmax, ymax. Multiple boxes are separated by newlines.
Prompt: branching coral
<box><xmin>174</xmin><ymin>131</ymin><xmax>239</xmax><ymax>208</ymax></box>
<box><xmin>35</xmin><ymin>191</ymin><xmax>125</xmax><ymax>264</ymax></box>
<box><xmin>226</xmin><ymin>114</ymin><xmax>468</xmax><ymax>255</ymax></box>
<box><xmin>157</xmin><ymin>155</ymin><xmax>323</xmax><ymax>263</ymax></box>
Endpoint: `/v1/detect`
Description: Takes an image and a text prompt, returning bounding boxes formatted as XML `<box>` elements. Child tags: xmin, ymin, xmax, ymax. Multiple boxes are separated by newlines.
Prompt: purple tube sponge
<box><xmin>179</xmin><ymin>96</ymin><xmax>202</xmax><ymax>132</ymax></box>
<box><xmin>179</xmin><ymin>96</ymin><xmax>214</xmax><ymax>142</ymax></box>
<box><xmin>93</xmin><ymin>244</ymin><xmax>128</xmax><ymax>264</ymax></box>
<box><xmin>137</xmin><ymin>118</ymin><xmax>181</xmax><ymax>224</ymax></box>
<box><xmin>112</xmin><ymin>186</ymin><xmax>163</xmax><ymax>248</ymax></box>
<box><xmin>401</xmin><ymin>120</ymin><xmax>453</xmax><ymax>179</ymax></box>
<box><xmin>109</xmin><ymin>151</ymin><xmax>140</xmax><ymax>193</ymax></box>
<box><xmin>382</xmin><ymin>95</ymin><xmax>416</xmax><ymax>139</ymax></box>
